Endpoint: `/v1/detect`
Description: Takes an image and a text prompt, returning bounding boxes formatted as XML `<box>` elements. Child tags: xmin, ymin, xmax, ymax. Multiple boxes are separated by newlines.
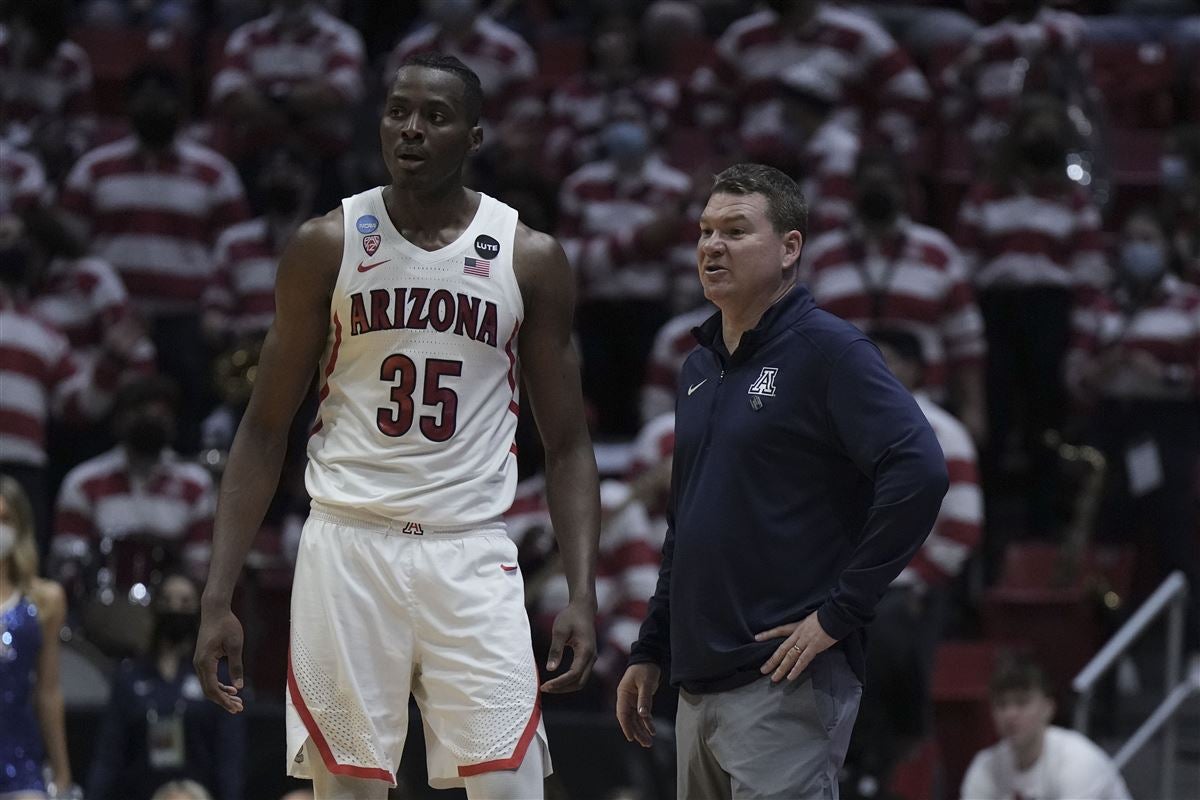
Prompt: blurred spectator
<box><xmin>776</xmin><ymin>63</ymin><xmax>861</xmax><ymax>235</ymax></box>
<box><xmin>61</xmin><ymin>64</ymin><xmax>251</xmax><ymax>451</ymax></box>
<box><xmin>203</xmin><ymin>148</ymin><xmax>318</xmax><ymax>343</ymax></box>
<box><xmin>384</xmin><ymin>0</ymin><xmax>536</xmax><ymax>125</ymax></box>
<box><xmin>1163</xmin><ymin>125</ymin><xmax>1200</xmax><ymax>284</ymax></box>
<box><xmin>211</xmin><ymin>0</ymin><xmax>365</xmax><ymax>164</ymax></box>
<box><xmin>0</xmin><ymin>475</ymin><xmax>73</xmax><ymax>799</ymax></box>
<box><xmin>0</xmin><ymin>0</ymin><xmax>96</xmax><ymax>178</ymax></box>
<box><xmin>961</xmin><ymin>653</ymin><xmax>1131</xmax><ymax>800</ymax></box>
<box><xmin>0</xmin><ymin>213</ymin><xmax>129</xmax><ymax>545</ymax></box>
<box><xmin>79</xmin><ymin>0</ymin><xmax>196</xmax><ymax>31</ymax></box>
<box><xmin>558</xmin><ymin>105</ymin><xmax>691</xmax><ymax>436</ymax></box>
<box><xmin>545</xmin><ymin>11</ymin><xmax>682</xmax><ymax>177</ymax></box>
<box><xmin>151</xmin><ymin>778</ymin><xmax>214</xmax><ymax>800</ymax></box>
<box><xmin>804</xmin><ymin>150</ymin><xmax>987</xmax><ymax>441</ymax></box>
<box><xmin>956</xmin><ymin>94</ymin><xmax>1106</xmax><ymax>538</ymax></box>
<box><xmin>470</xmin><ymin>95</ymin><xmax>560</xmax><ymax>234</ymax></box>
<box><xmin>0</xmin><ymin>139</ymin><xmax>47</xmax><ymax>215</ymax></box>
<box><xmin>50</xmin><ymin>376</ymin><xmax>215</xmax><ymax>616</ymax></box>
<box><xmin>844</xmin><ymin>329</ymin><xmax>982</xmax><ymax>796</ymax></box>
<box><xmin>640</xmin><ymin>304</ymin><xmax>712</xmax><ymax>425</ymax></box>
<box><xmin>941</xmin><ymin>0</ymin><xmax>1094</xmax><ymax>159</ymax></box>
<box><xmin>689</xmin><ymin>0</ymin><xmax>931</xmax><ymax>159</ymax></box>
<box><xmin>1066</xmin><ymin>207</ymin><xmax>1200</xmax><ymax>654</ymax></box>
<box><xmin>86</xmin><ymin>573</ymin><xmax>245</xmax><ymax>800</ymax></box>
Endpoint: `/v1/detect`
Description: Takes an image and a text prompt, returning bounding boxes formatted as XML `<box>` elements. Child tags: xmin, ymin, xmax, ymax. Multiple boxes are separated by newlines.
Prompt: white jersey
<box><xmin>305</xmin><ymin>188</ymin><xmax>524</xmax><ymax>526</ymax></box>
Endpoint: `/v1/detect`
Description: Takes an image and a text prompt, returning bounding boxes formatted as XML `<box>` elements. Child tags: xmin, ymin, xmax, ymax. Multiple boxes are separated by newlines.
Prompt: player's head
<box><xmin>989</xmin><ymin>652</ymin><xmax>1055</xmax><ymax>749</ymax></box>
<box><xmin>0</xmin><ymin>473</ymin><xmax>38</xmax><ymax>591</ymax></box>
<box><xmin>697</xmin><ymin>163</ymin><xmax>806</xmax><ymax>310</ymax></box>
<box><xmin>870</xmin><ymin>327</ymin><xmax>924</xmax><ymax>392</ymax></box>
<box><xmin>382</xmin><ymin>53</ymin><xmax>483</xmax><ymax>191</ymax></box>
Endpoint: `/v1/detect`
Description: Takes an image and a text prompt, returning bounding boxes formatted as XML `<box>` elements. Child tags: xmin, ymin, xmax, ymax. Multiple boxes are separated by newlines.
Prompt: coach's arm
<box><xmin>514</xmin><ymin>223</ymin><xmax>601</xmax><ymax>694</ymax></box>
<box><xmin>195</xmin><ymin>209</ymin><xmax>342</xmax><ymax>713</ymax></box>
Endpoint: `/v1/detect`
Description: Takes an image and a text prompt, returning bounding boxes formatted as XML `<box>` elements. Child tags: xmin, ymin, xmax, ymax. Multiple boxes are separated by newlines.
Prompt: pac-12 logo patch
<box><xmin>748</xmin><ymin>367</ymin><xmax>779</xmax><ymax>397</ymax></box>
<box><xmin>356</xmin><ymin>214</ymin><xmax>379</xmax><ymax>234</ymax></box>
<box><xmin>362</xmin><ymin>234</ymin><xmax>381</xmax><ymax>256</ymax></box>
<box><xmin>474</xmin><ymin>234</ymin><xmax>500</xmax><ymax>259</ymax></box>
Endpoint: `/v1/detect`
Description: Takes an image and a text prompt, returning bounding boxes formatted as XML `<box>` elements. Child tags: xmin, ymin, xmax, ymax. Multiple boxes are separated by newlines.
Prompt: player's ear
<box><xmin>469</xmin><ymin>125</ymin><xmax>483</xmax><ymax>155</ymax></box>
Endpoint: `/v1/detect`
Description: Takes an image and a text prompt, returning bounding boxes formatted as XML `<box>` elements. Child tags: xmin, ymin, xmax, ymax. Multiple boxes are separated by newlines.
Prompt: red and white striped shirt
<box><xmin>51</xmin><ymin>445</ymin><xmax>215</xmax><ymax>571</ymax></box>
<box><xmin>384</xmin><ymin>15</ymin><xmax>536</xmax><ymax>116</ymax></box>
<box><xmin>60</xmin><ymin>135</ymin><xmax>250</xmax><ymax>317</ymax></box>
<box><xmin>940</xmin><ymin>9</ymin><xmax>1089</xmax><ymax>152</ymax></box>
<box><xmin>956</xmin><ymin>179</ymin><xmax>1108</xmax><ymax>292</ymax></box>
<box><xmin>802</xmin><ymin>218</ymin><xmax>986</xmax><ymax>399</ymax></box>
<box><xmin>803</xmin><ymin>119</ymin><xmax>860</xmax><ymax>236</ymax></box>
<box><xmin>0</xmin><ymin>291</ymin><xmax>120</xmax><ymax>467</ymax></box>
<box><xmin>0</xmin><ymin>142</ymin><xmax>46</xmax><ymax>214</ymax></box>
<box><xmin>31</xmin><ymin>257</ymin><xmax>155</xmax><ymax>373</ymax></box>
<box><xmin>203</xmin><ymin>217</ymin><xmax>282</xmax><ymax>338</ymax></box>
<box><xmin>211</xmin><ymin>7</ymin><xmax>366</xmax><ymax>106</ymax></box>
<box><xmin>690</xmin><ymin>6</ymin><xmax>931</xmax><ymax>155</ymax></box>
<box><xmin>0</xmin><ymin>25</ymin><xmax>95</xmax><ymax>156</ymax></box>
<box><xmin>546</xmin><ymin>73</ymin><xmax>683</xmax><ymax>175</ymax></box>
<box><xmin>558</xmin><ymin>156</ymin><xmax>692</xmax><ymax>302</ymax></box>
<box><xmin>1066</xmin><ymin>274</ymin><xmax>1200</xmax><ymax>401</ymax></box>
<box><xmin>896</xmin><ymin>393</ymin><xmax>982</xmax><ymax>588</ymax></box>
<box><xmin>641</xmin><ymin>306</ymin><xmax>712</xmax><ymax>423</ymax></box>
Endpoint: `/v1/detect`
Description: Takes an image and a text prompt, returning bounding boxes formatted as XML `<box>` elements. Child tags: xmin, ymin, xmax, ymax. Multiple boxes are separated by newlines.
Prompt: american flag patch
<box><xmin>463</xmin><ymin>257</ymin><xmax>490</xmax><ymax>277</ymax></box>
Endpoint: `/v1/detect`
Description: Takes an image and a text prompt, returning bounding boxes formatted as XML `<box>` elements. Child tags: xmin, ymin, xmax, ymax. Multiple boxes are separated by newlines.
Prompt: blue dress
<box><xmin>0</xmin><ymin>593</ymin><xmax>46</xmax><ymax>795</ymax></box>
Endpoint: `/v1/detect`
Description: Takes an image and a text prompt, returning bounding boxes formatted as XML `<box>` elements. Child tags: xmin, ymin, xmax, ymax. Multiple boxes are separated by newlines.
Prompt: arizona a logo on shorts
<box><xmin>402</xmin><ymin>521</ymin><xmax>424</xmax><ymax>535</ymax></box>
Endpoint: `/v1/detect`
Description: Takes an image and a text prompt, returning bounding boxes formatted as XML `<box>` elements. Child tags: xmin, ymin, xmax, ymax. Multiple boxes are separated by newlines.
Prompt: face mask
<box><xmin>1120</xmin><ymin>240</ymin><xmax>1167</xmax><ymax>284</ymax></box>
<box><xmin>131</xmin><ymin>106</ymin><xmax>179</xmax><ymax>149</ymax></box>
<box><xmin>0</xmin><ymin>246</ymin><xmax>29</xmax><ymax>286</ymax></box>
<box><xmin>602</xmin><ymin>121</ymin><xmax>650</xmax><ymax>163</ymax></box>
<box><xmin>1020</xmin><ymin>135</ymin><xmax>1065</xmax><ymax>171</ymax></box>
<box><xmin>154</xmin><ymin>610</ymin><xmax>199</xmax><ymax>645</ymax></box>
<box><xmin>124</xmin><ymin>416</ymin><xmax>172</xmax><ymax>456</ymax></box>
<box><xmin>264</xmin><ymin>183</ymin><xmax>303</xmax><ymax>217</ymax></box>
<box><xmin>0</xmin><ymin>522</ymin><xmax>16</xmax><ymax>559</ymax></box>
<box><xmin>1161</xmin><ymin>155</ymin><xmax>1190</xmax><ymax>190</ymax></box>
<box><xmin>857</xmin><ymin>187</ymin><xmax>898</xmax><ymax>225</ymax></box>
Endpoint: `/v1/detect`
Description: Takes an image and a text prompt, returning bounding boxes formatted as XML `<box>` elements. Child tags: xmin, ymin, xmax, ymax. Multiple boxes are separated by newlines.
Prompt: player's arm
<box><xmin>195</xmin><ymin>209</ymin><xmax>342</xmax><ymax>713</ymax></box>
<box><xmin>514</xmin><ymin>224</ymin><xmax>601</xmax><ymax>694</ymax></box>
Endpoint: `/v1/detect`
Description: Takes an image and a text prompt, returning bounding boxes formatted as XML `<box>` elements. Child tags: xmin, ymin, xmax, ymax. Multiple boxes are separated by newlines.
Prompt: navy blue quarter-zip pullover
<box><xmin>628</xmin><ymin>285</ymin><xmax>948</xmax><ymax>692</ymax></box>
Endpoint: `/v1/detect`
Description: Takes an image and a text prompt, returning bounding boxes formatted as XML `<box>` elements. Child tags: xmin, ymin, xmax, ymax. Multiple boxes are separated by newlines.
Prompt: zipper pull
<box><xmin>718</xmin><ymin>369</ymin><xmax>725</xmax><ymax>384</ymax></box>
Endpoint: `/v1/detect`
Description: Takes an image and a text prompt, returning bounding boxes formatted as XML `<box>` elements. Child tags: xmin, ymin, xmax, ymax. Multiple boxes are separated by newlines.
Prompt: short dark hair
<box><xmin>854</xmin><ymin>147</ymin><xmax>908</xmax><ymax>186</ymax></box>
<box><xmin>396</xmin><ymin>52</ymin><xmax>483</xmax><ymax>126</ymax></box>
<box><xmin>990</xmin><ymin>652</ymin><xmax>1054</xmax><ymax>699</ymax></box>
<box><xmin>870</xmin><ymin>327</ymin><xmax>925</xmax><ymax>369</ymax></box>
<box><xmin>711</xmin><ymin>163</ymin><xmax>808</xmax><ymax>238</ymax></box>
<box><xmin>126</xmin><ymin>63</ymin><xmax>183</xmax><ymax>98</ymax></box>
<box><xmin>115</xmin><ymin>374</ymin><xmax>181</xmax><ymax>416</ymax></box>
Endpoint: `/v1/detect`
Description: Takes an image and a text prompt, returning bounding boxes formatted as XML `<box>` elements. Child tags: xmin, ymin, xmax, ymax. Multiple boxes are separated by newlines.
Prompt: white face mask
<box><xmin>0</xmin><ymin>522</ymin><xmax>16</xmax><ymax>559</ymax></box>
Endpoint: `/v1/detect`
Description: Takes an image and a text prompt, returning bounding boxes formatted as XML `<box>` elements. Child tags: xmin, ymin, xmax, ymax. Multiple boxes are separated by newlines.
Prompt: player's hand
<box><xmin>615</xmin><ymin>662</ymin><xmax>661</xmax><ymax>747</ymax></box>
<box><xmin>755</xmin><ymin>612</ymin><xmax>838</xmax><ymax>683</ymax></box>
<box><xmin>539</xmin><ymin>599</ymin><xmax>596</xmax><ymax>693</ymax></box>
<box><xmin>193</xmin><ymin>603</ymin><xmax>246</xmax><ymax>714</ymax></box>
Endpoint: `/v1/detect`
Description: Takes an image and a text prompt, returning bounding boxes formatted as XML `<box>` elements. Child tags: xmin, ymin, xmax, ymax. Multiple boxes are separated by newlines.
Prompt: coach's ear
<box><xmin>781</xmin><ymin>229</ymin><xmax>803</xmax><ymax>273</ymax></box>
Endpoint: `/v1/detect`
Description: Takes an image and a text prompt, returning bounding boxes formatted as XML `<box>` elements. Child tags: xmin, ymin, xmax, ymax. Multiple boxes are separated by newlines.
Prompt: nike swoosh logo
<box><xmin>500</xmin><ymin>564</ymin><xmax>518</xmax><ymax>572</ymax></box>
<box><xmin>688</xmin><ymin>379</ymin><xmax>707</xmax><ymax>396</ymax></box>
<box><xmin>357</xmin><ymin>259</ymin><xmax>391</xmax><ymax>273</ymax></box>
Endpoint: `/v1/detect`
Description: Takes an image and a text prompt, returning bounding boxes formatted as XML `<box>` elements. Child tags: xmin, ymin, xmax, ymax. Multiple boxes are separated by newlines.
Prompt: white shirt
<box><xmin>961</xmin><ymin>726</ymin><xmax>1132</xmax><ymax>800</ymax></box>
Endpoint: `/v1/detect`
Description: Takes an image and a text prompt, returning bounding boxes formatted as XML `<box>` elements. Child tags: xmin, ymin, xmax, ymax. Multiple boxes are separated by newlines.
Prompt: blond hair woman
<box><xmin>0</xmin><ymin>475</ymin><xmax>71</xmax><ymax>799</ymax></box>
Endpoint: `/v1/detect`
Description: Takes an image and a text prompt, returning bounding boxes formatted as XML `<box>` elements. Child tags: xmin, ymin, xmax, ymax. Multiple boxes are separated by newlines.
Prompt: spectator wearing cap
<box><xmin>1066</xmin><ymin>207</ymin><xmax>1200</xmax><ymax>656</ymax></box>
<box><xmin>804</xmin><ymin>150</ymin><xmax>987</xmax><ymax>441</ymax></box>
<box><xmin>61</xmin><ymin>65</ymin><xmax>251</xmax><ymax>452</ymax></box>
<box><xmin>689</xmin><ymin>0</ymin><xmax>931</xmax><ymax>158</ymax></box>
<box><xmin>940</xmin><ymin>0</ymin><xmax>1093</xmax><ymax>159</ymax></box>
<box><xmin>0</xmin><ymin>0</ymin><xmax>96</xmax><ymax>176</ymax></box>
<box><xmin>844</xmin><ymin>328</ymin><xmax>982</xmax><ymax>795</ymax></box>
<box><xmin>211</xmin><ymin>0</ymin><xmax>366</xmax><ymax>164</ymax></box>
<box><xmin>384</xmin><ymin>0</ymin><xmax>536</xmax><ymax>126</ymax></box>
<box><xmin>203</xmin><ymin>148</ymin><xmax>319</xmax><ymax>344</ymax></box>
<box><xmin>956</xmin><ymin>94</ymin><xmax>1106</xmax><ymax>539</ymax></box>
<box><xmin>558</xmin><ymin>104</ymin><xmax>692</xmax><ymax>436</ymax></box>
<box><xmin>962</xmin><ymin>653</ymin><xmax>1131</xmax><ymax>800</ymax></box>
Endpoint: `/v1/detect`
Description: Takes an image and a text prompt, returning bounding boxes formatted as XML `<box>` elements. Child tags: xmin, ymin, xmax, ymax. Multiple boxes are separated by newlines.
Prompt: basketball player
<box><xmin>193</xmin><ymin>54</ymin><xmax>601</xmax><ymax>800</ymax></box>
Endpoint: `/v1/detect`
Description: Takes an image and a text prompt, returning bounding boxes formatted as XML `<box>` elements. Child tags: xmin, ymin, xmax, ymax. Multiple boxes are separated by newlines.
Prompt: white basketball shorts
<box><xmin>285</xmin><ymin>505</ymin><xmax>551</xmax><ymax>789</ymax></box>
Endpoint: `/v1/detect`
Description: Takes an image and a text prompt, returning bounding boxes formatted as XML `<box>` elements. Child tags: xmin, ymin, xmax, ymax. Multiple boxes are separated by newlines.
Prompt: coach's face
<box><xmin>697</xmin><ymin>192</ymin><xmax>802</xmax><ymax>311</ymax></box>
<box><xmin>381</xmin><ymin>66</ymin><xmax>482</xmax><ymax>191</ymax></box>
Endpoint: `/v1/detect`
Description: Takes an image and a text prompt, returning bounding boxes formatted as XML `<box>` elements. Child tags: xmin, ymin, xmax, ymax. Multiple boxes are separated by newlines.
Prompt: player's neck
<box><xmin>383</xmin><ymin>182</ymin><xmax>476</xmax><ymax>236</ymax></box>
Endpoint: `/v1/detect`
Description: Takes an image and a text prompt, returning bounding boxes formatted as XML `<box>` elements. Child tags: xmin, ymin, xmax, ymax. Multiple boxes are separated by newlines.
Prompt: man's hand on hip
<box><xmin>616</xmin><ymin>663</ymin><xmax>661</xmax><ymax>748</ymax></box>
<box><xmin>755</xmin><ymin>612</ymin><xmax>838</xmax><ymax>683</ymax></box>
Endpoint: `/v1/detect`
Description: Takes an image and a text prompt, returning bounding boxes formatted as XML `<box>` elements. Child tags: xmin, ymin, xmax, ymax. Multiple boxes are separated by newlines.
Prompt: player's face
<box><xmin>380</xmin><ymin>66</ymin><xmax>482</xmax><ymax>191</ymax></box>
<box><xmin>991</xmin><ymin>689</ymin><xmax>1054</xmax><ymax>749</ymax></box>
<box><xmin>696</xmin><ymin>192</ymin><xmax>802</xmax><ymax>310</ymax></box>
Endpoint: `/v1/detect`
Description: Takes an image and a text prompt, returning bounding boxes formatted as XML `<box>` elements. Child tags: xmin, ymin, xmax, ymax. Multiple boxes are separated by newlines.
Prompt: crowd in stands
<box><xmin>2</xmin><ymin>0</ymin><xmax>1200</xmax><ymax>798</ymax></box>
